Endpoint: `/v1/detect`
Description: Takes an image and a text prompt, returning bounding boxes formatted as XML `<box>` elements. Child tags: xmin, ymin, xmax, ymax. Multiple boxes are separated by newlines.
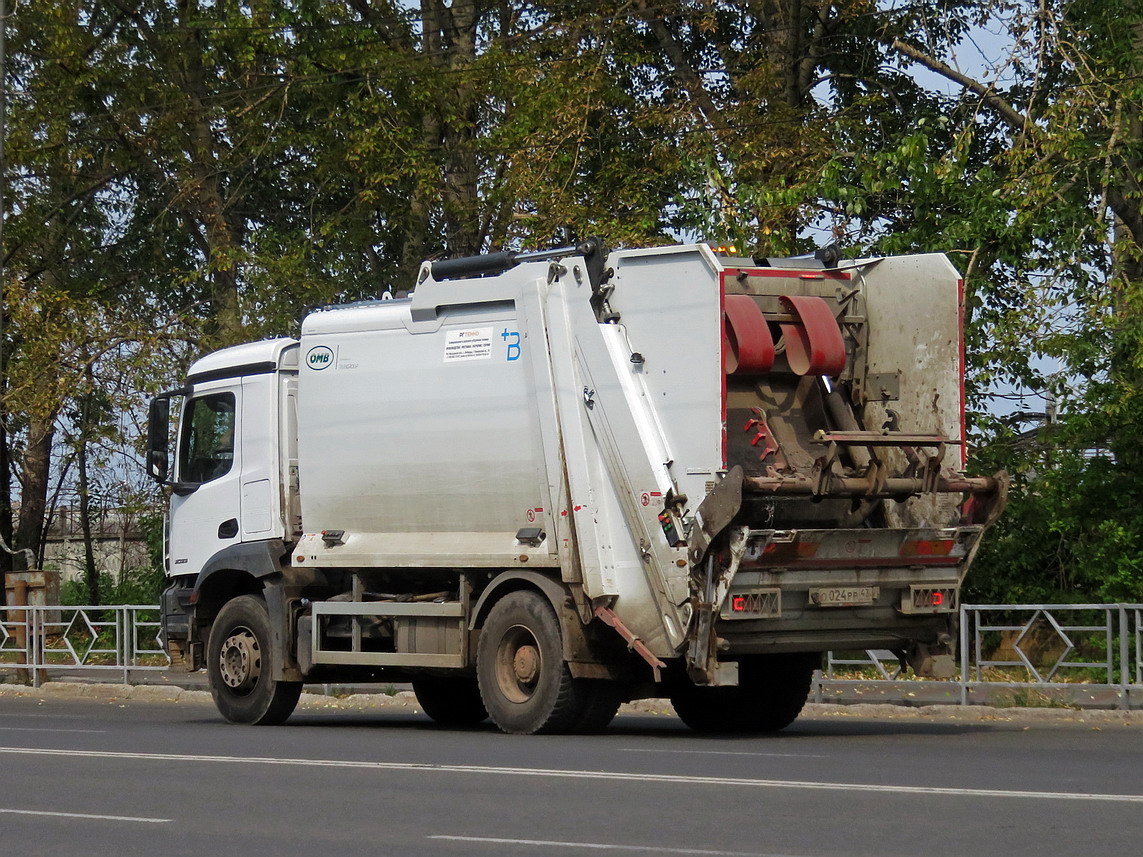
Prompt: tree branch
<box><xmin>344</xmin><ymin>0</ymin><xmax>415</xmax><ymax>52</ymax></box>
<box><xmin>884</xmin><ymin>37</ymin><xmax>1028</xmax><ymax>133</ymax></box>
<box><xmin>633</xmin><ymin>0</ymin><xmax>729</xmax><ymax>136</ymax></box>
<box><xmin>1107</xmin><ymin>186</ymin><xmax>1143</xmax><ymax>254</ymax></box>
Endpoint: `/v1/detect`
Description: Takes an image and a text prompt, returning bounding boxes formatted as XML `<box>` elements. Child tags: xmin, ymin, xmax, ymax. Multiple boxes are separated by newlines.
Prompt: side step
<box><xmin>309</xmin><ymin>600</ymin><xmax>466</xmax><ymax>668</ymax></box>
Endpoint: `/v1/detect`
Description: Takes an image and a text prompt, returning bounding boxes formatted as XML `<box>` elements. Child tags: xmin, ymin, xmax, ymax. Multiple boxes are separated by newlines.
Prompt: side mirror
<box><xmin>145</xmin><ymin>387</ymin><xmax>186</xmax><ymax>484</ymax></box>
<box><xmin>146</xmin><ymin>446</ymin><xmax>168</xmax><ymax>481</ymax></box>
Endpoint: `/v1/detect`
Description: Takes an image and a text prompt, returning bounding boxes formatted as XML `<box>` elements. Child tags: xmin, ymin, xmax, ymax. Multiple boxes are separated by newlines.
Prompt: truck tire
<box><xmin>670</xmin><ymin>653</ymin><xmax>818</xmax><ymax>733</ymax></box>
<box><xmin>412</xmin><ymin>675</ymin><xmax>489</xmax><ymax>726</ymax></box>
<box><xmin>477</xmin><ymin>590</ymin><xmax>587</xmax><ymax>735</ymax></box>
<box><xmin>572</xmin><ymin>679</ymin><xmax>623</xmax><ymax>734</ymax></box>
<box><xmin>207</xmin><ymin>594</ymin><xmax>302</xmax><ymax>725</ymax></box>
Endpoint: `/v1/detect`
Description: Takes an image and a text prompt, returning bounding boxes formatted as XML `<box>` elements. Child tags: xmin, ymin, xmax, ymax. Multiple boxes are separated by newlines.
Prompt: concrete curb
<box><xmin>0</xmin><ymin>682</ymin><xmax>213</xmax><ymax>705</ymax></box>
<box><xmin>2</xmin><ymin>681</ymin><xmax>1142</xmax><ymax>724</ymax></box>
<box><xmin>801</xmin><ymin>701</ymin><xmax>1143</xmax><ymax>724</ymax></box>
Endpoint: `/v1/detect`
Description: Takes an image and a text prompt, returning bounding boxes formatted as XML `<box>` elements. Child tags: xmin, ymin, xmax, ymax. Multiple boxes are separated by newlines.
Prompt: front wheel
<box><xmin>207</xmin><ymin>594</ymin><xmax>302</xmax><ymax>725</ymax></box>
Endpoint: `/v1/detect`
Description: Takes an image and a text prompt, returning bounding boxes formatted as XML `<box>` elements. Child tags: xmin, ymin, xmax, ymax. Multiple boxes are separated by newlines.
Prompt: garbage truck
<box><xmin>146</xmin><ymin>240</ymin><xmax>1006</xmax><ymax>734</ymax></box>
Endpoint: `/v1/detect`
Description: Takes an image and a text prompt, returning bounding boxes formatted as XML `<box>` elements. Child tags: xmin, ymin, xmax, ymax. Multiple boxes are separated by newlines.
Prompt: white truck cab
<box><xmin>160</xmin><ymin>340</ymin><xmax>300</xmax><ymax>580</ymax></box>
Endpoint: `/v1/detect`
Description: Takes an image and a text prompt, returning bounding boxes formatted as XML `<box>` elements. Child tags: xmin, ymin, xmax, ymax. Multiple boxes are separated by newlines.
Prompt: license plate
<box><xmin>808</xmin><ymin>586</ymin><xmax>879</xmax><ymax>607</ymax></box>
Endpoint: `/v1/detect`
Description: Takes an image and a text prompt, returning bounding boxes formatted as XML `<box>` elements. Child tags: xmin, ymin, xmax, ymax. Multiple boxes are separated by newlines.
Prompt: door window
<box><xmin>178</xmin><ymin>393</ymin><xmax>236</xmax><ymax>484</ymax></box>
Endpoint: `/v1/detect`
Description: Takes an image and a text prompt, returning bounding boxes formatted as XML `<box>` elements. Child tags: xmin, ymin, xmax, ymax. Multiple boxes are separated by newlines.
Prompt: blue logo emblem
<box><xmin>501</xmin><ymin>329</ymin><xmax>521</xmax><ymax>361</ymax></box>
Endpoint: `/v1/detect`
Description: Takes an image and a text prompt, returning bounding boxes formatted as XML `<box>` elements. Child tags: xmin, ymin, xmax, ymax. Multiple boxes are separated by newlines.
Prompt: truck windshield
<box><xmin>178</xmin><ymin>392</ymin><xmax>236</xmax><ymax>484</ymax></box>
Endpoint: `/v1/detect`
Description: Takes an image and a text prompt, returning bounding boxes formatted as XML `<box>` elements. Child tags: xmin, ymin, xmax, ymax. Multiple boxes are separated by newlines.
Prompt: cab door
<box><xmin>238</xmin><ymin>373</ymin><xmax>282</xmax><ymax>539</ymax></box>
<box><xmin>168</xmin><ymin>383</ymin><xmax>242</xmax><ymax>579</ymax></box>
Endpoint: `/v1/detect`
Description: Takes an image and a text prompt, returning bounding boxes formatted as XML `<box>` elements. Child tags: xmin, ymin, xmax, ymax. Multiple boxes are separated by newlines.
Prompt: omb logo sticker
<box><xmin>306</xmin><ymin>345</ymin><xmax>334</xmax><ymax>370</ymax></box>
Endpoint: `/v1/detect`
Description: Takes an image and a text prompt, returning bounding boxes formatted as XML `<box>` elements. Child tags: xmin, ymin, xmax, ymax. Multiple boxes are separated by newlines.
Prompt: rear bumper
<box><xmin>716</xmin><ymin>610</ymin><xmax>955</xmax><ymax>655</ymax></box>
<box><xmin>710</xmin><ymin>526</ymin><xmax>967</xmax><ymax>655</ymax></box>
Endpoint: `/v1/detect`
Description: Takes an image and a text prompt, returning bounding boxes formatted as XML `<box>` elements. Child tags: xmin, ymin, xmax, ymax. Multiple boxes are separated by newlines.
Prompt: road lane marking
<box><xmin>0</xmin><ymin>746</ymin><xmax>1140</xmax><ymax>804</ymax></box>
<box><xmin>430</xmin><ymin>835</ymin><xmax>800</xmax><ymax>856</ymax></box>
<box><xmin>0</xmin><ymin>808</ymin><xmax>170</xmax><ymax>823</ymax></box>
<box><xmin>0</xmin><ymin>727</ymin><xmax>107</xmax><ymax>734</ymax></box>
<box><xmin>0</xmin><ymin>713</ymin><xmax>88</xmax><ymax>720</ymax></box>
<box><xmin>621</xmin><ymin>748</ymin><xmax>827</xmax><ymax>758</ymax></box>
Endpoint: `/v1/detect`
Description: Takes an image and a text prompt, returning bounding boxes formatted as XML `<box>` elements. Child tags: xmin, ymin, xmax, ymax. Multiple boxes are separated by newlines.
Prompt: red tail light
<box><xmin>899</xmin><ymin>539</ymin><xmax>955</xmax><ymax>557</ymax></box>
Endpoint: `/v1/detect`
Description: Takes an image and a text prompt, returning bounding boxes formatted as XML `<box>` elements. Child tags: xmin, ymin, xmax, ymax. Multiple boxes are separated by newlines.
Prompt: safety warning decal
<box><xmin>444</xmin><ymin>327</ymin><xmax>494</xmax><ymax>362</ymax></box>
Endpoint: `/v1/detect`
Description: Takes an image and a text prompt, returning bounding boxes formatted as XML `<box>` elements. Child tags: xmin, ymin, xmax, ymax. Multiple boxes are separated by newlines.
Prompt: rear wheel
<box><xmin>670</xmin><ymin>653</ymin><xmax>818</xmax><ymax>733</ymax></box>
<box><xmin>572</xmin><ymin>679</ymin><xmax>623</xmax><ymax>734</ymax></box>
<box><xmin>412</xmin><ymin>675</ymin><xmax>489</xmax><ymax>726</ymax></box>
<box><xmin>207</xmin><ymin>594</ymin><xmax>302</xmax><ymax>725</ymax></box>
<box><xmin>477</xmin><ymin>590</ymin><xmax>588</xmax><ymax>735</ymax></box>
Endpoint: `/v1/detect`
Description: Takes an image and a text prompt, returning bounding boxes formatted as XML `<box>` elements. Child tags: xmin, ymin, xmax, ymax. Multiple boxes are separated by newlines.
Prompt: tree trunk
<box><xmin>112</xmin><ymin>0</ymin><xmax>247</xmax><ymax>347</ymax></box>
<box><xmin>0</xmin><ymin>385</ymin><xmax>12</xmax><ymax>593</ymax></box>
<box><xmin>0</xmin><ymin>0</ymin><xmax>9</xmax><ymax>599</ymax></box>
<box><xmin>399</xmin><ymin>162</ymin><xmax>432</xmax><ymax>287</ymax></box>
<box><xmin>14</xmin><ymin>412</ymin><xmax>56</xmax><ymax>571</ymax></box>
<box><xmin>179</xmin><ymin>10</ymin><xmax>244</xmax><ymax>345</ymax></box>
<box><xmin>423</xmin><ymin>0</ymin><xmax>482</xmax><ymax>255</ymax></box>
<box><xmin>77</xmin><ymin>449</ymin><xmax>99</xmax><ymax>604</ymax></box>
<box><xmin>1110</xmin><ymin>21</ymin><xmax>1143</xmax><ymax>283</ymax></box>
<box><xmin>77</xmin><ymin>364</ymin><xmax>99</xmax><ymax>605</ymax></box>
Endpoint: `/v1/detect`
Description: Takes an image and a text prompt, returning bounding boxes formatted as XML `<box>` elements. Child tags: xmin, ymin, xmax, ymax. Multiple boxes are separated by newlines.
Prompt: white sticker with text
<box><xmin>444</xmin><ymin>327</ymin><xmax>494</xmax><ymax>362</ymax></box>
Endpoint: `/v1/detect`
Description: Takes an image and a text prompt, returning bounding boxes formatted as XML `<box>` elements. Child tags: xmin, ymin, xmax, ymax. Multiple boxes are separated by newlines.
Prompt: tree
<box><xmin>3</xmin><ymin>0</ymin><xmax>1139</xmax><ymax>605</ymax></box>
<box><xmin>868</xmin><ymin>0</ymin><xmax>1143</xmax><ymax>603</ymax></box>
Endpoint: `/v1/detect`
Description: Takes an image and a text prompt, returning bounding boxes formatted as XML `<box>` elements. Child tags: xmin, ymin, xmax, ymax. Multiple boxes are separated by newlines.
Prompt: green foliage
<box><xmin>6</xmin><ymin>1</ymin><xmax>1143</xmax><ymax>607</ymax></box>
<box><xmin>52</xmin><ymin>514</ymin><xmax>166</xmax><ymax>607</ymax></box>
<box><xmin>140</xmin><ymin>514</ymin><xmax>166</xmax><ymax>579</ymax></box>
<box><xmin>60</xmin><ymin>564</ymin><xmax>167</xmax><ymax>607</ymax></box>
<box><xmin>969</xmin><ymin>434</ymin><xmax>1143</xmax><ymax>605</ymax></box>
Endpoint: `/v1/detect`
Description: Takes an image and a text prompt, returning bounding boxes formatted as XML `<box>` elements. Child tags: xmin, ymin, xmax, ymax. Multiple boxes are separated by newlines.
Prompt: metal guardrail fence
<box><xmin>3</xmin><ymin>602</ymin><xmax>1142</xmax><ymax>707</ymax></box>
<box><xmin>0</xmin><ymin>604</ymin><xmax>166</xmax><ymax>687</ymax></box>
<box><xmin>820</xmin><ymin>603</ymin><xmax>1143</xmax><ymax>709</ymax></box>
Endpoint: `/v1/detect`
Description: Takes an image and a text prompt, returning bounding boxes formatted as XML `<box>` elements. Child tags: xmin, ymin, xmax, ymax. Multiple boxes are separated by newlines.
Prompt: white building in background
<box><xmin>39</xmin><ymin>506</ymin><xmax>151</xmax><ymax>583</ymax></box>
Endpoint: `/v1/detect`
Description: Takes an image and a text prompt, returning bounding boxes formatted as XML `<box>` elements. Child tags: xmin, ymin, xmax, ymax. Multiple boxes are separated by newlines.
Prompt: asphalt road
<box><xmin>1</xmin><ymin>693</ymin><xmax>1141</xmax><ymax>857</ymax></box>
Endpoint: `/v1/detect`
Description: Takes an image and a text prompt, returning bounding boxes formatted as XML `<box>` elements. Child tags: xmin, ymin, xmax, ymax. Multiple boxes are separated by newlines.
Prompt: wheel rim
<box><xmin>494</xmin><ymin>623</ymin><xmax>542</xmax><ymax>704</ymax></box>
<box><xmin>218</xmin><ymin>625</ymin><xmax>261</xmax><ymax>696</ymax></box>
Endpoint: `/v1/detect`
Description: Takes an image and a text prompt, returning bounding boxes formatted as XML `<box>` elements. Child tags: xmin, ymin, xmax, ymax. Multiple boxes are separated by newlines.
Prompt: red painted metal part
<box><xmin>743</xmin><ymin>407</ymin><xmax>780</xmax><ymax>461</ymax></box>
<box><xmin>731</xmin><ymin>267</ymin><xmax>851</xmax><ymax>281</ymax></box>
<box><xmin>778</xmin><ymin>295</ymin><xmax>846</xmax><ymax>377</ymax></box>
<box><xmin>723</xmin><ymin>294</ymin><xmax>775</xmax><ymax>374</ymax></box>
<box><xmin>594</xmin><ymin>605</ymin><xmax>666</xmax><ymax>681</ymax></box>
<box><xmin>739</xmin><ymin>556</ymin><xmax>960</xmax><ymax>570</ymax></box>
<box><xmin>720</xmin><ymin>275</ymin><xmax>727</xmax><ymax>469</ymax></box>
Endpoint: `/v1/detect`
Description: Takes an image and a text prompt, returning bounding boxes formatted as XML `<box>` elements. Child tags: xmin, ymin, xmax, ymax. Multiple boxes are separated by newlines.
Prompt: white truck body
<box><xmin>150</xmin><ymin>242</ymin><xmax>1004</xmax><ymax>734</ymax></box>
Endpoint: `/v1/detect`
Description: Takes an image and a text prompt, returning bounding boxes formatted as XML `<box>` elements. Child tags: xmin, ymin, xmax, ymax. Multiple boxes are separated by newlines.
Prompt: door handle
<box><xmin>218</xmin><ymin>518</ymin><xmax>239</xmax><ymax>539</ymax></box>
